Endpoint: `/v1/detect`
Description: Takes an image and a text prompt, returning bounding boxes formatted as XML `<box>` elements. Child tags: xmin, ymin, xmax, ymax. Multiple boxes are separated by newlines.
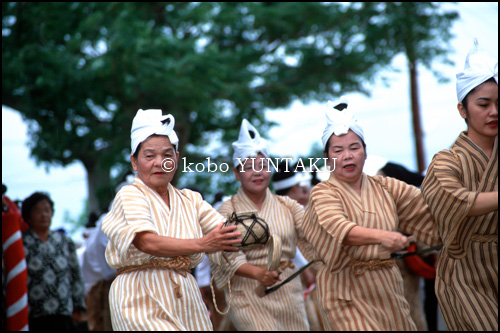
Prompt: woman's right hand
<box><xmin>200</xmin><ymin>223</ymin><xmax>242</xmax><ymax>253</ymax></box>
<box><xmin>378</xmin><ymin>230</ymin><xmax>410</xmax><ymax>258</ymax></box>
<box><xmin>256</xmin><ymin>267</ymin><xmax>281</xmax><ymax>287</ymax></box>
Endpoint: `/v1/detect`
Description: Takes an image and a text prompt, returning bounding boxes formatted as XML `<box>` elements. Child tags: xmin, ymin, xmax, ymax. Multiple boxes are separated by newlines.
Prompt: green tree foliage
<box><xmin>360</xmin><ymin>2</ymin><xmax>459</xmax><ymax>172</ymax></box>
<box><xmin>367</xmin><ymin>2</ymin><xmax>458</xmax><ymax>77</ymax></box>
<box><xmin>2</xmin><ymin>2</ymin><xmax>458</xmax><ymax>211</ymax></box>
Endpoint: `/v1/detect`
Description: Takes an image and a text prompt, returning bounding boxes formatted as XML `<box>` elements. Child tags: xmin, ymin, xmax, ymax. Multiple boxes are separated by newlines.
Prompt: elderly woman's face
<box><xmin>28</xmin><ymin>199</ymin><xmax>53</xmax><ymax>232</ymax></box>
<box><xmin>325</xmin><ymin>130</ymin><xmax>366</xmax><ymax>184</ymax></box>
<box><xmin>131</xmin><ymin>135</ymin><xmax>179</xmax><ymax>192</ymax></box>
<box><xmin>233</xmin><ymin>153</ymin><xmax>271</xmax><ymax>195</ymax></box>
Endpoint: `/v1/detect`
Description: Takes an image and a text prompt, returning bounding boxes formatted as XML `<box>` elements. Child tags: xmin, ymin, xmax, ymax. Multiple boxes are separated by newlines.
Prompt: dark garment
<box><xmin>22</xmin><ymin>229</ymin><xmax>87</xmax><ymax>319</ymax></box>
<box><xmin>29</xmin><ymin>315</ymin><xmax>73</xmax><ymax>331</ymax></box>
<box><xmin>424</xmin><ymin>278</ymin><xmax>439</xmax><ymax>331</ymax></box>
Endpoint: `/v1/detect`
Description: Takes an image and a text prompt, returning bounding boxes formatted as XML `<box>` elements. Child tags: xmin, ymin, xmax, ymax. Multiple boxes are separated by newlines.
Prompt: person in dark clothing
<box><xmin>21</xmin><ymin>192</ymin><xmax>87</xmax><ymax>331</ymax></box>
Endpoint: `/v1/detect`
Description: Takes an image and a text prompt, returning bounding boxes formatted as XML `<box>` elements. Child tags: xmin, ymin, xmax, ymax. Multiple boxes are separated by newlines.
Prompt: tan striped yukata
<box><xmin>102</xmin><ymin>177</ymin><xmax>232</xmax><ymax>331</ymax></box>
<box><xmin>211</xmin><ymin>187</ymin><xmax>315</xmax><ymax>331</ymax></box>
<box><xmin>421</xmin><ymin>133</ymin><xmax>498</xmax><ymax>331</ymax></box>
<box><xmin>302</xmin><ymin>173</ymin><xmax>440</xmax><ymax>331</ymax></box>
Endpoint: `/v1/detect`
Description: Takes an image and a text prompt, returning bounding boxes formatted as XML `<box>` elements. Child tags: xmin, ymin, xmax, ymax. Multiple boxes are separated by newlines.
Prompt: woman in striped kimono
<box><xmin>302</xmin><ymin>98</ymin><xmax>441</xmax><ymax>330</ymax></box>
<box><xmin>210</xmin><ymin>119</ymin><xmax>315</xmax><ymax>331</ymax></box>
<box><xmin>421</xmin><ymin>39</ymin><xmax>498</xmax><ymax>331</ymax></box>
<box><xmin>102</xmin><ymin>109</ymin><xmax>242</xmax><ymax>331</ymax></box>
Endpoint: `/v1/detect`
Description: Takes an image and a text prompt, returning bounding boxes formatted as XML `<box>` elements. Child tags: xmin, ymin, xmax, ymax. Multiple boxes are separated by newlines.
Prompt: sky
<box><xmin>2</xmin><ymin>2</ymin><xmax>498</xmax><ymax>242</ymax></box>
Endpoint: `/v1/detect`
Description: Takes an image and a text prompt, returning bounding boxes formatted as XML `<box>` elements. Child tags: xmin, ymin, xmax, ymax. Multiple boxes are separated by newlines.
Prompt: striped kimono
<box><xmin>421</xmin><ymin>133</ymin><xmax>498</xmax><ymax>331</ymax></box>
<box><xmin>302</xmin><ymin>173</ymin><xmax>440</xmax><ymax>331</ymax></box>
<box><xmin>211</xmin><ymin>187</ymin><xmax>315</xmax><ymax>331</ymax></box>
<box><xmin>102</xmin><ymin>177</ymin><xmax>232</xmax><ymax>331</ymax></box>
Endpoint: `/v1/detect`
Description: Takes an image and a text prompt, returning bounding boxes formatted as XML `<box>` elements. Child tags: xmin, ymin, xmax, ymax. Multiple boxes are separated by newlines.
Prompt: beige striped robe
<box><xmin>421</xmin><ymin>133</ymin><xmax>498</xmax><ymax>331</ymax></box>
<box><xmin>211</xmin><ymin>187</ymin><xmax>315</xmax><ymax>331</ymax></box>
<box><xmin>302</xmin><ymin>173</ymin><xmax>440</xmax><ymax>331</ymax></box>
<box><xmin>102</xmin><ymin>177</ymin><xmax>232</xmax><ymax>331</ymax></box>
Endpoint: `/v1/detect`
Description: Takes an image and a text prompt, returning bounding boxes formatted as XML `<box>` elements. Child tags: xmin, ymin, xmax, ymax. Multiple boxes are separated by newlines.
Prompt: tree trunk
<box><xmin>85</xmin><ymin>165</ymin><xmax>112</xmax><ymax>216</ymax></box>
<box><xmin>409</xmin><ymin>60</ymin><xmax>426</xmax><ymax>173</ymax></box>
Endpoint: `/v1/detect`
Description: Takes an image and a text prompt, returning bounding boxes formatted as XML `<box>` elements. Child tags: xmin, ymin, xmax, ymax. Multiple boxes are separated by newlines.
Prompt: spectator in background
<box><xmin>22</xmin><ymin>192</ymin><xmax>87</xmax><ymax>331</ymax></box>
<box><xmin>80</xmin><ymin>213</ymin><xmax>116</xmax><ymax>332</ymax></box>
<box><xmin>272</xmin><ymin>160</ymin><xmax>312</xmax><ymax>207</ymax></box>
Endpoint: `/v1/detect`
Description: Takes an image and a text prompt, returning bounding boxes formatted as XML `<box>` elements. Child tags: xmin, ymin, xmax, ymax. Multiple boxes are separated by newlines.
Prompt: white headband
<box><xmin>363</xmin><ymin>155</ymin><xmax>389</xmax><ymax>176</ymax></box>
<box><xmin>321</xmin><ymin>97</ymin><xmax>365</xmax><ymax>149</ymax></box>
<box><xmin>273</xmin><ymin>172</ymin><xmax>312</xmax><ymax>191</ymax></box>
<box><xmin>232</xmin><ymin>119</ymin><xmax>269</xmax><ymax>167</ymax></box>
<box><xmin>456</xmin><ymin>38</ymin><xmax>498</xmax><ymax>102</ymax></box>
<box><xmin>130</xmin><ymin>109</ymin><xmax>179</xmax><ymax>155</ymax></box>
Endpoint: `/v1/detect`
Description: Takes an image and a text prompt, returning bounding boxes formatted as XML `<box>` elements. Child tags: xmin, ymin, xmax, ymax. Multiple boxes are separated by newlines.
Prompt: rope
<box><xmin>256</xmin><ymin>260</ymin><xmax>296</xmax><ymax>271</ymax></box>
<box><xmin>210</xmin><ymin>260</ymin><xmax>232</xmax><ymax>315</ymax></box>
<box><xmin>349</xmin><ymin>259</ymin><xmax>396</xmax><ymax>277</ymax></box>
<box><xmin>224</xmin><ymin>211</ymin><xmax>270</xmax><ymax>248</ymax></box>
<box><xmin>117</xmin><ymin>256</ymin><xmax>191</xmax><ymax>299</ymax></box>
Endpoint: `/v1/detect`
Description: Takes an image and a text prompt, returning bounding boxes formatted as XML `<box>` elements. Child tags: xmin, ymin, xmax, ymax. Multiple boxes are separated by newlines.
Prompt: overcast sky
<box><xmin>2</xmin><ymin>2</ymin><xmax>498</xmax><ymax>241</ymax></box>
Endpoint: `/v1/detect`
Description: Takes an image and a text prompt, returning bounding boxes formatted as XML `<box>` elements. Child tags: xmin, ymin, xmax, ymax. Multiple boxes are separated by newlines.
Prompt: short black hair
<box><xmin>380</xmin><ymin>162</ymin><xmax>424</xmax><ymax>187</ymax></box>
<box><xmin>272</xmin><ymin>160</ymin><xmax>306</xmax><ymax>195</ymax></box>
<box><xmin>22</xmin><ymin>192</ymin><xmax>54</xmax><ymax>222</ymax></box>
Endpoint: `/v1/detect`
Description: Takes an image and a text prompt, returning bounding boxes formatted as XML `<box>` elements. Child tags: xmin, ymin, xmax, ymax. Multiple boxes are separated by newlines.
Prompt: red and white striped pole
<box><xmin>2</xmin><ymin>196</ymin><xmax>29</xmax><ymax>331</ymax></box>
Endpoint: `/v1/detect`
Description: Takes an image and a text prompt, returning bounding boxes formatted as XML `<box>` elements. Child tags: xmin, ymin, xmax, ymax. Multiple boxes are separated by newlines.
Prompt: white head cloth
<box><xmin>363</xmin><ymin>155</ymin><xmax>389</xmax><ymax>176</ymax></box>
<box><xmin>130</xmin><ymin>109</ymin><xmax>179</xmax><ymax>154</ymax></box>
<box><xmin>273</xmin><ymin>172</ymin><xmax>312</xmax><ymax>191</ymax></box>
<box><xmin>321</xmin><ymin>96</ymin><xmax>365</xmax><ymax>149</ymax></box>
<box><xmin>456</xmin><ymin>38</ymin><xmax>498</xmax><ymax>102</ymax></box>
<box><xmin>232</xmin><ymin>119</ymin><xmax>269</xmax><ymax>167</ymax></box>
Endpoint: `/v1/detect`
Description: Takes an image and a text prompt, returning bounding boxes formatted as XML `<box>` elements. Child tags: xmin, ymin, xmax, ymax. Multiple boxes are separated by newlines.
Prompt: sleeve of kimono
<box><xmin>102</xmin><ymin>186</ymin><xmax>159</xmax><ymax>266</ymax></box>
<box><xmin>304</xmin><ymin>183</ymin><xmax>358</xmax><ymax>272</ymax></box>
<box><xmin>379</xmin><ymin>176</ymin><xmax>441</xmax><ymax>247</ymax></box>
<box><xmin>67</xmin><ymin>236</ymin><xmax>87</xmax><ymax>312</ymax></box>
<box><xmin>284</xmin><ymin>196</ymin><xmax>316</xmax><ymax>263</ymax></box>
<box><xmin>421</xmin><ymin>150</ymin><xmax>478</xmax><ymax>253</ymax></box>
<box><xmin>208</xmin><ymin>199</ymin><xmax>248</xmax><ymax>290</ymax></box>
<box><xmin>185</xmin><ymin>191</ymin><xmax>243</xmax><ymax>289</ymax></box>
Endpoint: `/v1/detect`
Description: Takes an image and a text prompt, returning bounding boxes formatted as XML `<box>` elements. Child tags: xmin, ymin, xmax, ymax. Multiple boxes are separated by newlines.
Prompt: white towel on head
<box><xmin>232</xmin><ymin>119</ymin><xmax>269</xmax><ymax>167</ymax></box>
<box><xmin>363</xmin><ymin>155</ymin><xmax>389</xmax><ymax>176</ymax></box>
<box><xmin>456</xmin><ymin>38</ymin><xmax>498</xmax><ymax>102</ymax></box>
<box><xmin>321</xmin><ymin>97</ymin><xmax>365</xmax><ymax>149</ymax></box>
<box><xmin>273</xmin><ymin>172</ymin><xmax>312</xmax><ymax>191</ymax></box>
<box><xmin>130</xmin><ymin>109</ymin><xmax>179</xmax><ymax>154</ymax></box>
